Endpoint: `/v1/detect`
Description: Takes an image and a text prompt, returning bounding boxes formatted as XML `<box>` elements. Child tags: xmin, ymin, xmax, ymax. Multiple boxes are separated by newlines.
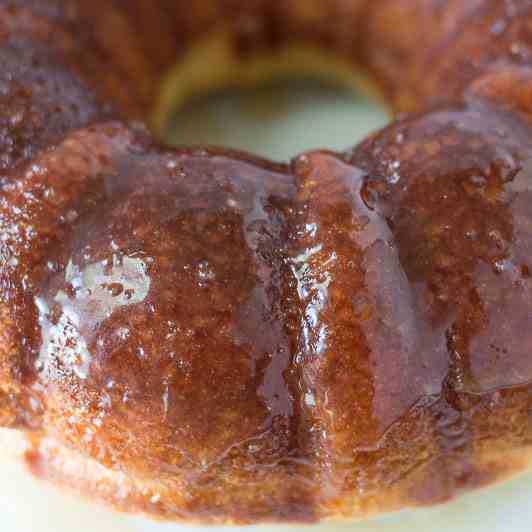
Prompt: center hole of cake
<box><xmin>166</xmin><ymin>79</ymin><xmax>389</xmax><ymax>160</ymax></box>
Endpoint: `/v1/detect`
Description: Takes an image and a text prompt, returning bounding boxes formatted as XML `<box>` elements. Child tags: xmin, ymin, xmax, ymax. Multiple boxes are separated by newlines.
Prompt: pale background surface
<box><xmin>2</xmin><ymin>81</ymin><xmax>532</xmax><ymax>531</ymax></box>
<box><xmin>167</xmin><ymin>79</ymin><xmax>388</xmax><ymax>160</ymax></box>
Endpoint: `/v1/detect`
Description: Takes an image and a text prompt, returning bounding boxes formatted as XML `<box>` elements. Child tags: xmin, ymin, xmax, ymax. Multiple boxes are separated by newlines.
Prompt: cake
<box><xmin>1</xmin><ymin>0</ymin><xmax>532</xmax><ymax>524</ymax></box>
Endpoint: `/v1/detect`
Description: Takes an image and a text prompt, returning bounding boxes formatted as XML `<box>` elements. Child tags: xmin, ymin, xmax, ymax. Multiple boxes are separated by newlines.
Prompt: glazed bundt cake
<box><xmin>2</xmin><ymin>0</ymin><xmax>532</xmax><ymax>524</ymax></box>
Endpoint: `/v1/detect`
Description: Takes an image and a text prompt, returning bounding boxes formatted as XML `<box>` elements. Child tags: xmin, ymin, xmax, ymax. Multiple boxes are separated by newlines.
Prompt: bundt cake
<box><xmin>2</xmin><ymin>0</ymin><xmax>532</xmax><ymax>525</ymax></box>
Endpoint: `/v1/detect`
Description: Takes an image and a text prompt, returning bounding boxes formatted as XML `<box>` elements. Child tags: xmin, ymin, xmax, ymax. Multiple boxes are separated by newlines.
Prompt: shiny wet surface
<box><xmin>3</xmin><ymin>0</ymin><xmax>532</xmax><ymax>523</ymax></box>
<box><xmin>1</xmin><ymin>91</ymin><xmax>532</xmax><ymax>519</ymax></box>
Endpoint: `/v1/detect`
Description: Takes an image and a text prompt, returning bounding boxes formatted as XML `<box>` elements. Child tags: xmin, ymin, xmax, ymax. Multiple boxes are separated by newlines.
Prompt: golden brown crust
<box><xmin>1</xmin><ymin>0</ymin><xmax>532</xmax><ymax>525</ymax></box>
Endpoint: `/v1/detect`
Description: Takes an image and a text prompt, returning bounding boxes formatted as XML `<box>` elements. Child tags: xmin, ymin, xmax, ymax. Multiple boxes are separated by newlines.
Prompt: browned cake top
<box><xmin>1</xmin><ymin>0</ymin><xmax>532</xmax><ymax>524</ymax></box>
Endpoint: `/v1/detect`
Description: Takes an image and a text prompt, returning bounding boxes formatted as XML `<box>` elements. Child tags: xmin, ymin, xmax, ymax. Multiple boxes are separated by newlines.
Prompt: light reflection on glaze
<box><xmin>290</xmin><ymin>244</ymin><xmax>335</xmax><ymax>360</ymax></box>
<box><xmin>292</xmin><ymin>152</ymin><xmax>447</xmax><ymax>462</ymax></box>
<box><xmin>35</xmin><ymin>255</ymin><xmax>151</xmax><ymax>380</ymax></box>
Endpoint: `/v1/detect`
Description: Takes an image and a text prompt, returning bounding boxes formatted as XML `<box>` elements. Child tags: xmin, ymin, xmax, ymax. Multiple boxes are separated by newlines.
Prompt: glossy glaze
<box><xmin>2</xmin><ymin>0</ymin><xmax>532</xmax><ymax>525</ymax></box>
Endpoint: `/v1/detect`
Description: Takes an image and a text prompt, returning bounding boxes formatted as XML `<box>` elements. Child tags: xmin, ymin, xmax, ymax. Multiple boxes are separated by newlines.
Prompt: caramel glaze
<box><xmin>2</xmin><ymin>0</ymin><xmax>532</xmax><ymax>524</ymax></box>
